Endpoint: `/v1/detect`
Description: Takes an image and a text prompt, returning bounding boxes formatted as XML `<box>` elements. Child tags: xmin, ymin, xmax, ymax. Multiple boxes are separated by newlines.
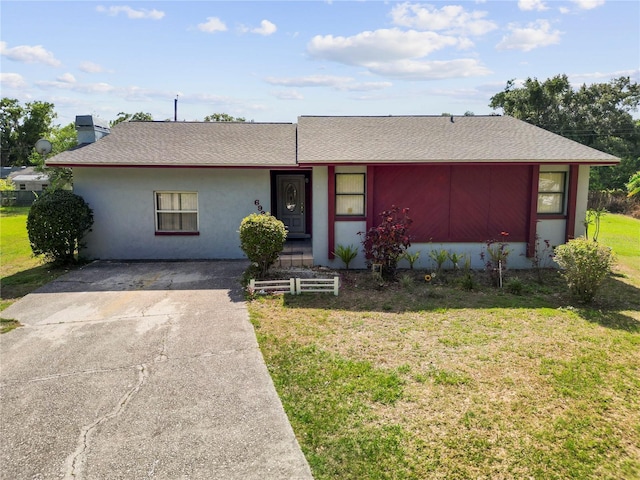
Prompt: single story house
<box><xmin>46</xmin><ymin>115</ymin><xmax>619</xmax><ymax>269</ymax></box>
<box><xmin>6</xmin><ymin>167</ymin><xmax>50</xmax><ymax>191</ymax></box>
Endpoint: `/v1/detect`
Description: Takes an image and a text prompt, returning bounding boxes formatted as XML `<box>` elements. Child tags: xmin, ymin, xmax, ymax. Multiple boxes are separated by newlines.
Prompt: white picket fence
<box><xmin>249</xmin><ymin>277</ymin><xmax>339</xmax><ymax>296</ymax></box>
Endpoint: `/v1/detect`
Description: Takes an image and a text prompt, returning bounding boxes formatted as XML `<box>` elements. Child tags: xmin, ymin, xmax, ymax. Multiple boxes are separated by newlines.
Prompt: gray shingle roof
<box><xmin>297</xmin><ymin>115</ymin><xmax>619</xmax><ymax>164</ymax></box>
<box><xmin>47</xmin><ymin>115</ymin><xmax>619</xmax><ymax>168</ymax></box>
<box><xmin>47</xmin><ymin>121</ymin><xmax>298</xmax><ymax>167</ymax></box>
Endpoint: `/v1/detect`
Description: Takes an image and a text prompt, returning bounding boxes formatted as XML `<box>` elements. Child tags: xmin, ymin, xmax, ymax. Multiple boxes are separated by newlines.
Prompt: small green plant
<box><xmin>584</xmin><ymin>208</ymin><xmax>607</xmax><ymax>242</ymax></box>
<box><xmin>429</xmin><ymin>248</ymin><xmax>449</xmax><ymax>274</ymax></box>
<box><xmin>480</xmin><ymin>232</ymin><xmax>511</xmax><ymax>287</ymax></box>
<box><xmin>400</xmin><ymin>250</ymin><xmax>420</xmax><ymax>269</ymax></box>
<box><xmin>399</xmin><ymin>273</ymin><xmax>414</xmax><ymax>289</ymax></box>
<box><xmin>239</xmin><ymin>213</ymin><xmax>287</xmax><ymax>278</ymax></box>
<box><xmin>506</xmin><ymin>277</ymin><xmax>523</xmax><ymax>295</ymax></box>
<box><xmin>553</xmin><ymin>237</ymin><xmax>614</xmax><ymax>303</ymax></box>
<box><xmin>27</xmin><ymin>190</ymin><xmax>93</xmax><ymax>264</ymax></box>
<box><xmin>334</xmin><ymin>244</ymin><xmax>358</xmax><ymax>269</ymax></box>
<box><xmin>529</xmin><ymin>234</ymin><xmax>554</xmax><ymax>284</ymax></box>
<box><xmin>447</xmin><ymin>251</ymin><xmax>468</xmax><ymax>272</ymax></box>
<box><xmin>459</xmin><ymin>272</ymin><xmax>475</xmax><ymax>291</ymax></box>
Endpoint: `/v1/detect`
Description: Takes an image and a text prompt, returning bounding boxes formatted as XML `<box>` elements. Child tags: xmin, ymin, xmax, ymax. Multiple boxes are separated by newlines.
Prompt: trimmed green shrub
<box><xmin>239</xmin><ymin>213</ymin><xmax>287</xmax><ymax>278</ymax></box>
<box><xmin>27</xmin><ymin>190</ymin><xmax>93</xmax><ymax>264</ymax></box>
<box><xmin>553</xmin><ymin>238</ymin><xmax>614</xmax><ymax>303</ymax></box>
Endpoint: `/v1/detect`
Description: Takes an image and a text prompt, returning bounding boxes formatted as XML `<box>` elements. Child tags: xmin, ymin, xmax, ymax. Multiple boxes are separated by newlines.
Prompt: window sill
<box><xmin>335</xmin><ymin>215</ymin><xmax>366</xmax><ymax>221</ymax></box>
<box><xmin>155</xmin><ymin>231</ymin><xmax>200</xmax><ymax>236</ymax></box>
<box><xmin>537</xmin><ymin>214</ymin><xmax>566</xmax><ymax>220</ymax></box>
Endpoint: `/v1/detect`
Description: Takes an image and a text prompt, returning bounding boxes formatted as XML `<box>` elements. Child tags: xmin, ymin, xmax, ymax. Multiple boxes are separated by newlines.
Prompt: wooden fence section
<box><xmin>249</xmin><ymin>278</ymin><xmax>296</xmax><ymax>295</ymax></box>
<box><xmin>249</xmin><ymin>277</ymin><xmax>340</xmax><ymax>296</ymax></box>
<box><xmin>296</xmin><ymin>277</ymin><xmax>340</xmax><ymax>296</ymax></box>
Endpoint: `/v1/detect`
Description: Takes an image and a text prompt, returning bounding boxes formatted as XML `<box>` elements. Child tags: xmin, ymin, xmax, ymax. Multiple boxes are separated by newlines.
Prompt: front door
<box><xmin>277</xmin><ymin>175</ymin><xmax>306</xmax><ymax>237</ymax></box>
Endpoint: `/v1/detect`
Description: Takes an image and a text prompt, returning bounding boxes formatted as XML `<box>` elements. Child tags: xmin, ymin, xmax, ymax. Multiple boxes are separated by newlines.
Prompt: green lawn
<box><xmin>1</xmin><ymin>205</ymin><xmax>638</xmax><ymax>477</ymax></box>
<box><xmin>0</xmin><ymin>206</ymin><xmax>68</xmax><ymax>311</ymax></box>
<box><xmin>598</xmin><ymin>213</ymin><xmax>640</xmax><ymax>283</ymax></box>
<box><xmin>250</xmin><ymin>214</ymin><xmax>640</xmax><ymax>480</ymax></box>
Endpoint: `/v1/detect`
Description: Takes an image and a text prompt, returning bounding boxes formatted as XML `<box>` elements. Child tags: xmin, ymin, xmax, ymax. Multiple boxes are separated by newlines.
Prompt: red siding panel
<box><xmin>373</xmin><ymin>166</ymin><xmax>450</xmax><ymax>241</ymax></box>
<box><xmin>371</xmin><ymin>165</ymin><xmax>531</xmax><ymax>243</ymax></box>
<box><xmin>449</xmin><ymin>167</ymin><xmax>491</xmax><ymax>241</ymax></box>
<box><xmin>488</xmin><ymin>166</ymin><xmax>530</xmax><ymax>241</ymax></box>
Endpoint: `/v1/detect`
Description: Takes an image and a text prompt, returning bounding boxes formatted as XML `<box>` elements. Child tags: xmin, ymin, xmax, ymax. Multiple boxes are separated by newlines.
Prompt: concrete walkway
<box><xmin>0</xmin><ymin>261</ymin><xmax>313</xmax><ymax>480</ymax></box>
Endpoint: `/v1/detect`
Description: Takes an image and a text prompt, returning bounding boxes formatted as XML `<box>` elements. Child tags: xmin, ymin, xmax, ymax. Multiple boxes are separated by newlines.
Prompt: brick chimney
<box><xmin>75</xmin><ymin>115</ymin><xmax>110</xmax><ymax>144</ymax></box>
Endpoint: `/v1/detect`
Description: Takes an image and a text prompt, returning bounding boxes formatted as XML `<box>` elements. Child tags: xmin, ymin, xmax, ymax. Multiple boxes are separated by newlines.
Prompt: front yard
<box><xmin>249</xmin><ymin>214</ymin><xmax>640</xmax><ymax>479</ymax></box>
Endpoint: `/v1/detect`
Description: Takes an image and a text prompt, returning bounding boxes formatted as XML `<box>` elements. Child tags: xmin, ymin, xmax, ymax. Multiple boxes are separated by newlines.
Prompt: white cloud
<box><xmin>569</xmin><ymin>68</ymin><xmax>640</xmax><ymax>84</ymax></box>
<box><xmin>496</xmin><ymin>20</ymin><xmax>562</xmax><ymax>52</ymax></box>
<box><xmin>252</xmin><ymin>20</ymin><xmax>277</xmax><ymax>36</ymax></box>
<box><xmin>0</xmin><ymin>72</ymin><xmax>27</xmax><ymax>89</ymax></box>
<box><xmin>342</xmin><ymin>81</ymin><xmax>394</xmax><ymax>92</ymax></box>
<box><xmin>571</xmin><ymin>0</ymin><xmax>605</xmax><ymax>10</ymax></box>
<box><xmin>518</xmin><ymin>0</ymin><xmax>549</xmax><ymax>11</ymax></box>
<box><xmin>198</xmin><ymin>17</ymin><xmax>227</xmax><ymax>33</ymax></box>
<box><xmin>36</xmin><ymin>79</ymin><xmax>116</xmax><ymax>94</ymax></box>
<box><xmin>265</xmin><ymin>75</ymin><xmax>356</xmax><ymax>88</ymax></box>
<box><xmin>79</xmin><ymin>61</ymin><xmax>106</xmax><ymax>73</ymax></box>
<box><xmin>272</xmin><ymin>90</ymin><xmax>304</xmax><ymax>100</ymax></box>
<box><xmin>264</xmin><ymin>75</ymin><xmax>393</xmax><ymax>91</ymax></box>
<box><xmin>57</xmin><ymin>73</ymin><xmax>76</xmax><ymax>83</ymax></box>
<box><xmin>559</xmin><ymin>7</ymin><xmax>571</xmax><ymax>14</ymax></box>
<box><xmin>390</xmin><ymin>3</ymin><xmax>497</xmax><ymax>36</ymax></box>
<box><xmin>96</xmin><ymin>5</ymin><xmax>164</xmax><ymax>20</ymax></box>
<box><xmin>308</xmin><ymin>29</ymin><xmax>460</xmax><ymax>65</ymax></box>
<box><xmin>0</xmin><ymin>41</ymin><xmax>61</xmax><ymax>67</ymax></box>
<box><xmin>366</xmin><ymin>58</ymin><xmax>492</xmax><ymax>80</ymax></box>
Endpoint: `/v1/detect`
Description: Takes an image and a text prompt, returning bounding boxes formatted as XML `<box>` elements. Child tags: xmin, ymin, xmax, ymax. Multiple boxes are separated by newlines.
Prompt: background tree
<box><xmin>489</xmin><ymin>75</ymin><xmax>640</xmax><ymax>191</ymax></box>
<box><xmin>1</xmin><ymin>98</ymin><xmax>56</xmax><ymax>166</ymax></box>
<box><xmin>204</xmin><ymin>113</ymin><xmax>246</xmax><ymax>122</ymax></box>
<box><xmin>29</xmin><ymin>122</ymin><xmax>78</xmax><ymax>189</ymax></box>
<box><xmin>109</xmin><ymin>111</ymin><xmax>153</xmax><ymax>127</ymax></box>
<box><xmin>628</xmin><ymin>171</ymin><xmax>640</xmax><ymax>198</ymax></box>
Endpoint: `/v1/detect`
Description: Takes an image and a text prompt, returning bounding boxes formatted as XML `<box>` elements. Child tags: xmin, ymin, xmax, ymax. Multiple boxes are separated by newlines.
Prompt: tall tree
<box><xmin>29</xmin><ymin>122</ymin><xmax>78</xmax><ymax>189</ymax></box>
<box><xmin>489</xmin><ymin>75</ymin><xmax>640</xmax><ymax>190</ymax></box>
<box><xmin>110</xmin><ymin>112</ymin><xmax>153</xmax><ymax>127</ymax></box>
<box><xmin>203</xmin><ymin>113</ymin><xmax>246</xmax><ymax>122</ymax></box>
<box><xmin>1</xmin><ymin>98</ymin><xmax>56</xmax><ymax>166</ymax></box>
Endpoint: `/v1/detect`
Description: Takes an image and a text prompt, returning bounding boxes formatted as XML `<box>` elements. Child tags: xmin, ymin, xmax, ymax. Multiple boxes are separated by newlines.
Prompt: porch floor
<box><xmin>276</xmin><ymin>239</ymin><xmax>313</xmax><ymax>267</ymax></box>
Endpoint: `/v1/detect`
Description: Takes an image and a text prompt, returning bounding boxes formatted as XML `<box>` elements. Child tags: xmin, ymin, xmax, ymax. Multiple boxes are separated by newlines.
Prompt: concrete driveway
<box><xmin>0</xmin><ymin>261</ymin><xmax>313</xmax><ymax>480</ymax></box>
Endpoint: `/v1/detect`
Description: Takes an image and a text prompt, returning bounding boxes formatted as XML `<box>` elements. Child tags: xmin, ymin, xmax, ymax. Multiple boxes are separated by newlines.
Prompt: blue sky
<box><xmin>1</xmin><ymin>0</ymin><xmax>638</xmax><ymax>126</ymax></box>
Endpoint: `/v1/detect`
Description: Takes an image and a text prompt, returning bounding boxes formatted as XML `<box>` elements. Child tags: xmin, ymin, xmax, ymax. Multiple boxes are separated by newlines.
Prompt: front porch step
<box><xmin>276</xmin><ymin>254</ymin><xmax>314</xmax><ymax>268</ymax></box>
<box><xmin>277</xmin><ymin>238</ymin><xmax>313</xmax><ymax>267</ymax></box>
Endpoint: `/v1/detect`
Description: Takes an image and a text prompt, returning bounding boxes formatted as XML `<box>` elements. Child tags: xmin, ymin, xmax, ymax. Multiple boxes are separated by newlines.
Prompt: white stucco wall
<box><xmin>311</xmin><ymin>166</ymin><xmax>329</xmax><ymax>265</ymax></box>
<box><xmin>73</xmin><ymin>167</ymin><xmax>271</xmax><ymax>260</ymax></box>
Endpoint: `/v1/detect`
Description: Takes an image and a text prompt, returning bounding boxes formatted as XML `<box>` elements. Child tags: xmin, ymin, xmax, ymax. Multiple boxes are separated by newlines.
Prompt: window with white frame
<box><xmin>537</xmin><ymin>172</ymin><xmax>566</xmax><ymax>214</ymax></box>
<box><xmin>336</xmin><ymin>173</ymin><xmax>365</xmax><ymax>216</ymax></box>
<box><xmin>155</xmin><ymin>192</ymin><xmax>198</xmax><ymax>232</ymax></box>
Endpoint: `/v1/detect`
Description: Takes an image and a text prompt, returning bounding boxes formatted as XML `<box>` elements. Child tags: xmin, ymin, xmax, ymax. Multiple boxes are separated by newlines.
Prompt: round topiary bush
<box><xmin>239</xmin><ymin>213</ymin><xmax>287</xmax><ymax>278</ymax></box>
<box><xmin>27</xmin><ymin>190</ymin><xmax>93</xmax><ymax>264</ymax></box>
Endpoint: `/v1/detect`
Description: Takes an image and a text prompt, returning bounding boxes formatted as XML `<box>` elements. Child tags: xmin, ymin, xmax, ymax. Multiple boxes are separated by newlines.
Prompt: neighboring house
<box><xmin>6</xmin><ymin>167</ymin><xmax>50</xmax><ymax>191</ymax></box>
<box><xmin>46</xmin><ymin>115</ymin><xmax>619</xmax><ymax>269</ymax></box>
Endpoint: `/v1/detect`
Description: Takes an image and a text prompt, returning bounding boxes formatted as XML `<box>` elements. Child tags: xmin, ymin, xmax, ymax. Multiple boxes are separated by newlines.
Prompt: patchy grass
<box><xmin>1</xmin><ymin>206</ymin><xmax>70</xmax><ymax>312</ymax></box>
<box><xmin>0</xmin><ymin>318</ymin><xmax>22</xmax><ymax>334</ymax></box>
<box><xmin>249</xmin><ymin>215</ymin><xmax>640</xmax><ymax>480</ymax></box>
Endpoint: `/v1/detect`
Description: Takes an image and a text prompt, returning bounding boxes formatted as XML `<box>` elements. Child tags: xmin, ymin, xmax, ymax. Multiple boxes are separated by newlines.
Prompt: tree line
<box><xmin>1</xmin><ymin>75</ymin><xmax>638</xmax><ymax>192</ymax></box>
